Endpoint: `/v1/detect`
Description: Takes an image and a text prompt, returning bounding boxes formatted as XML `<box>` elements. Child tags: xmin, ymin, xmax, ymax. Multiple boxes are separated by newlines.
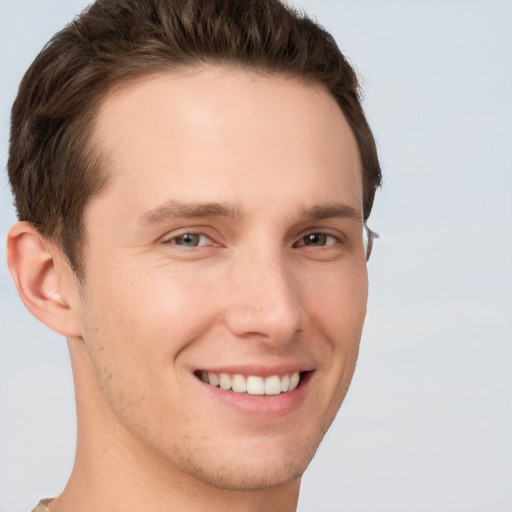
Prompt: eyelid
<box><xmin>293</xmin><ymin>229</ymin><xmax>342</xmax><ymax>248</ymax></box>
<box><xmin>160</xmin><ymin>228</ymin><xmax>220</xmax><ymax>247</ymax></box>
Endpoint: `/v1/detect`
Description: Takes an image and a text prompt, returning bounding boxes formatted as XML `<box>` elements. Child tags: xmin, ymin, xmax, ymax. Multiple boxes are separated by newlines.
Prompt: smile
<box><xmin>197</xmin><ymin>371</ymin><xmax>302</xmax><ymax>395</ymax></box>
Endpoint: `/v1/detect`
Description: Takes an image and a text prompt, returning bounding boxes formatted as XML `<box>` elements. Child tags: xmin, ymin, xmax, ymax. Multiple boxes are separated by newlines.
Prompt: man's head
<box><xmin>7</xmin><ymin>0</ymin><xmax>381</xmax><ymax>507</ymax></box>
<box><xmin>8</xmin><ymin>0</ymin><xmax>380</xmax><ymax>281</ymax></box>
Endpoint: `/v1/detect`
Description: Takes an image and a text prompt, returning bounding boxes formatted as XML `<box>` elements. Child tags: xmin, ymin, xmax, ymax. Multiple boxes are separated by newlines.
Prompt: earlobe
<box><xmin>7</xmin><ymin>221</ymin><xmax>82</xmax><ymax>338</ymax></box>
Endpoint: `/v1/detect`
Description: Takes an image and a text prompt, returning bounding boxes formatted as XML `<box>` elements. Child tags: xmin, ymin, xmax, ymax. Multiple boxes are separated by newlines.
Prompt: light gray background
<box><xmin>1</xmin><ymin>1</ymin><xmax>511</xmax><ymax>511</ymax></box>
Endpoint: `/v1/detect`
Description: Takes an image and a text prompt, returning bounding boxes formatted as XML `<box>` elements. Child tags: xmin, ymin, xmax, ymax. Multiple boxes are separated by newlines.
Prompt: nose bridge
<box><xmin>225</xmin><ymin>243</ymin><xmax>303</xmax><ymax>341</ymax></box>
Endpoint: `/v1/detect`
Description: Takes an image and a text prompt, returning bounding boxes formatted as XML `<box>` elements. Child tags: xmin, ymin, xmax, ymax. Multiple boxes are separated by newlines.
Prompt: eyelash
<box><xmin>164</xmin><ymin>232</ymin><xmax>215</xmax><ymax>248</ymax></box>
<box><xmin>294</xmin><ymin>232</ymin><xmax>340</xmax><ymax>248</ymax></box>
<box><xmin>163</xmin><ymin>230</ymin><xmax>341</xmax><ymax>250</ymax></box>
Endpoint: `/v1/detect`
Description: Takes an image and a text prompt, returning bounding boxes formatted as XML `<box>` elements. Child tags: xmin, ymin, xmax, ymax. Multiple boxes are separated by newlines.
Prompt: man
<box><xmin>6</xmin><ymin>0</ymin><xmax>381</xmax><ymax>510</ymax></box>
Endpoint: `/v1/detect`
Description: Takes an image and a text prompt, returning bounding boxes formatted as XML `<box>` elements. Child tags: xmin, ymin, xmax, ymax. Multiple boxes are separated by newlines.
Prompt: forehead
<box><xmin>89</xmin><ymin>66</ymin><xmax>362</xmax><ymax>215</ymax></box>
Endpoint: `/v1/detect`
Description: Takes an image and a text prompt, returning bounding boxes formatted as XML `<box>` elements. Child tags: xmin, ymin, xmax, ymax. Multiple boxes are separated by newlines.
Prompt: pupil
<box><xmin>305</xmin><ymin>233</ymin><xmax>326</xmax><ymax>245</ymax></box>
<box><xmin>181</xmin><ymin>234</ymin><xmax>199</xmax><ymax>246</ymax></box>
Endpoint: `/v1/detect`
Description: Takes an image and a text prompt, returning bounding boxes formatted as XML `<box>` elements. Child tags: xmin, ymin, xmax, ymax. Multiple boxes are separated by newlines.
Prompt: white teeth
<box><xmin>201</xmin><ymin>371</ymin><xmax>302</xmax><ymax>395</ymax></box>
<box><xmin>289</xmin><ymin>372</ymin><xmax>300</xmax><ymax>391</ymax></box>
<box><xmin>208</xmin><ymin>372</ymin><xmax>220</xmax><ymax>387</ymax></box>
<box><xmin>247</xmin><ymin>375</ymin><xmax>265</xmax><ymax>395</ymax></box>
<box><xmin>232</xmin><ymin>374</ymin><xmax>247</xmax><ymax>393</ymax></box>
<box><xmin>264</xmin><ymin>375</ymin><xmax>281</xmax><ymax>395</ymax></box>
<box><xmin>219</xmin><ymin>373</ymin><xmax>232</xmax><ymax>390</ymax></box>
<box><xmin>280</xmin><ymin>374</ymin><xmax>290</xmax><ymax>392</ymax></box>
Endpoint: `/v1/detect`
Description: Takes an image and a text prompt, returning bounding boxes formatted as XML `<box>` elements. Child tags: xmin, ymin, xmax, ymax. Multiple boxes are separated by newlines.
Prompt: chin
<box><xmin>174</xmin><ymin>430</ymin><xmax>324</xmax><ymax>492</ymax></box>
<box><xmin>188</xmin><ymin>457</ymin><xmax>307</xmax><ymax>492</ymax></box>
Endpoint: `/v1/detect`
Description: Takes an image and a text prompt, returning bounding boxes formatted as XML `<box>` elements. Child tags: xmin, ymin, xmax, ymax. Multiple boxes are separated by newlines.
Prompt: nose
<box><xmin>223</xmin><ymin>247</ymin><xmax>304</xmax><ymax>345</ymax></box>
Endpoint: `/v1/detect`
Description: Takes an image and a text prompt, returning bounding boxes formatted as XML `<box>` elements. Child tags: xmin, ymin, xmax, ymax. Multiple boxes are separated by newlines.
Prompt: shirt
<box><xmin>32</xmin><ymin>498</ymin><xmax>52</xmax><ymax>512</ymax></box>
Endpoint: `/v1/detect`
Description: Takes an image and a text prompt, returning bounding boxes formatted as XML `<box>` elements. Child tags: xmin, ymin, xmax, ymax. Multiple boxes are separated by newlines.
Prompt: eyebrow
<box><xmin>137</xmin><ymin>199</ymin><xmax>362</xmax><ymax>226</ymax></box>
<box><xmin>302</xmin><ymin>203</ymin><xmax>362</xmax><ymax>222</ymax></box>
<box><xmin>137</xmin><ymin>200</ymin><xmax>242</xmax><ymax>226</ymax></box>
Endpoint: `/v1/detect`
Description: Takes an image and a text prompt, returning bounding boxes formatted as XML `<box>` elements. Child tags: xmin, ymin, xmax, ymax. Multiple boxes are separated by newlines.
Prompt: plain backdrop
<box><xmin>1</xmin><ymin>1</ymin><xmax>511</xmax><ymax>511</ymax></box>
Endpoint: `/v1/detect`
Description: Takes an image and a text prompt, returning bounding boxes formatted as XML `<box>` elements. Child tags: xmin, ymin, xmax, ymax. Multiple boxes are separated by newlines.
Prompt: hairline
<box><xmin>69</xmin><ymin>62</ymin><xmax>366</xmax><ymax>282</ymax></box>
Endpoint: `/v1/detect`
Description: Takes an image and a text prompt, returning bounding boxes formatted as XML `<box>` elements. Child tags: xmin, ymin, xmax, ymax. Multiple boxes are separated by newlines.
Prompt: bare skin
<box><xmin>8</xmin><ymin>66</ymin><xmax>367</xmax><ymax>512</ymax></box>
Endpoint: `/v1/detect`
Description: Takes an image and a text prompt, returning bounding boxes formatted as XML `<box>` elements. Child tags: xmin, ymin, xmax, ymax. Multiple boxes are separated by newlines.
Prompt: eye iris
<box><xmin>304</xmin><ymin>233</ymin><xmax>328</xmax><ymax>246</ymax></box>
<box><xmin>179</xmin><ymin>234</ymin><xmax>200</xmax><ymax>246</ymax></box>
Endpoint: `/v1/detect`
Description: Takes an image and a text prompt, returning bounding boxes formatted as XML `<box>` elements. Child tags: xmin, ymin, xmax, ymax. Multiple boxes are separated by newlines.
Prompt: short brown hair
<box><xmin>8</xmin><ymin>0</ymin><xmax>381</xmax><ymax>279</ymax></box>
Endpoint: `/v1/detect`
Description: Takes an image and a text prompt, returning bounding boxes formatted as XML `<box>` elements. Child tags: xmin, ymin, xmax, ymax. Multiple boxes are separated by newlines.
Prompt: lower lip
<box><xmin>197</xmin><ymin>373</ymin><xmax>311</xmax><ymax>419</ymax></box>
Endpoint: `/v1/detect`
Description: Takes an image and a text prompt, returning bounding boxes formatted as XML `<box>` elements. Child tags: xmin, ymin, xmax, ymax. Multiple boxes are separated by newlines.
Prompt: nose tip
<box><xmin>226</xmin><ymin>298</ymin><xmax>302</xmax><ymax>342</ymax></box>
<box><xmin>223</xmin><ymin>258</ymin><xmax>304</xmax><ymax>344</ymax></box>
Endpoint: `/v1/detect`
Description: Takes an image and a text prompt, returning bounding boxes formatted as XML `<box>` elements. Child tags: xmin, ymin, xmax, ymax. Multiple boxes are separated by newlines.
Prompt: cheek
<box><xmin>77</xmin><ymin>262</ymin><xmax>224</xmax><ymax>436</ymax></box>
<box><xmin>304</xmin><ymin>263</ymin><xmax>367</xmax><ymax>403</ymax></box>
<box><xmin>305</xmin><ymin>261</ymin><xmax>368</xmax><ymax>337</ymax></box>
<box><xmin>80</xmin><ymin>260</ymin><xmax>221</xmax><ymax>386</ymax></box>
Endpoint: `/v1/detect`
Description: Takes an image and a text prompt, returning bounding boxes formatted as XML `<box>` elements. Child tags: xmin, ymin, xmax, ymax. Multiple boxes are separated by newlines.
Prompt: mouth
<box><xmin>194</xmin><ymin>370</ymin><xmax>309</xmax><ymax>396</ymax></box>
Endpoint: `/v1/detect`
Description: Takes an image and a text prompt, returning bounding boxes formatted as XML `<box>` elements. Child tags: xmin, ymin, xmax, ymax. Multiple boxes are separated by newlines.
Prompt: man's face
<box><xmin>74</xmin><ymin>66</ymin><xmax>367</xmax><ymax>490</ymax></box>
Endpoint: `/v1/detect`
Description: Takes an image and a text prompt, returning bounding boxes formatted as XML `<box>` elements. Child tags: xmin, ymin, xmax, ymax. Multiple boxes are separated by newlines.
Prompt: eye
<box><xmin>295</xmin><ymin>232</ymin><xmax>339</xmax><ymax>247</ymax></box>
<box><xmin>167</xmin><ymin>233</ymin><xmax>212</xmax><ymax>248</ymax></box>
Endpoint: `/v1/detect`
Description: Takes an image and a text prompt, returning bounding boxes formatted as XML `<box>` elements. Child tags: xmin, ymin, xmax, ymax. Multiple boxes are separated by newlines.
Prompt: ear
<box><xmin>7</xmin><ymin>221</ymin><xmax>83</xmax><ymax>338</ymax></box>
